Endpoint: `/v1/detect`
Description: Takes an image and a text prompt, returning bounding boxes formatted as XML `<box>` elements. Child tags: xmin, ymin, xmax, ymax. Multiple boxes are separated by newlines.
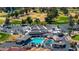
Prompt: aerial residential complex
<box><xmin>0</xmin><ymin>7</ymin><xmax>79</xmax><ymax>51</ymax></box>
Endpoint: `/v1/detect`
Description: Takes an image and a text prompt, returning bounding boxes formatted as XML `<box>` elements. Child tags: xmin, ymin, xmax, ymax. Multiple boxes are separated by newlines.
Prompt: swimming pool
<box><xmin>30</xmin><ymin>37</ymin><xmax>44</xmax><ymax>45</ymax></box>
<box><xmin>44</xmin><ymin>39</ymin><xmax>55</xmax><ymax>45</ymax></box>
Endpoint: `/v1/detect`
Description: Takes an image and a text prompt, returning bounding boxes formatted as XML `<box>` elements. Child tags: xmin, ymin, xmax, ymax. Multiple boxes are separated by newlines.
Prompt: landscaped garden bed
<box><xmin>71</xmin><ymin>35</ymin><xmax>79</xmax><ymax>41</ymax></box>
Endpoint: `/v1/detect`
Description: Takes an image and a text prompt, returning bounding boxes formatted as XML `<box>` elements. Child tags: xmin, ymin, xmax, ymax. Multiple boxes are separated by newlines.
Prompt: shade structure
<box><xmin>29</xmin><ymin>31</ymin><xmax>43</xmax><ymax>35</ymax></box>
<box><xmin>29</xmin><ymin>31</ymin><xmax>44</xmax><ymax>37</ymax></box>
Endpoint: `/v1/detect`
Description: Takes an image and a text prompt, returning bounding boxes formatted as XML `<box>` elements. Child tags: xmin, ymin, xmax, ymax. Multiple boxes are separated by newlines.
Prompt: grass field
<box><xmin>72</xmin><ymin>35</ymin><xmax>79</xmax><ymax>41</ymax></box>
<box><xmin>0</xmin><ymin>32</ymin><xmax>10</xmax><ymax>42</ymax></box>
<box><xmin>20</xmin><ymin>12</ymin><xmax>47</xmax><ymax>21</ymax></box>
<box><xmin>54</xmin><ymin>15</ymin><xmax>68</xmax><ymax>24</ymax></box>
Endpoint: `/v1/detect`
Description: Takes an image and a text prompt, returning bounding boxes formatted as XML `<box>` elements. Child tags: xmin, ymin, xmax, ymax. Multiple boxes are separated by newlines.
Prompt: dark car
<box><xmin>58</xmin><ymin>33</ymin><xmax>64</xmax><ymax>37</ymax></box>
<box><xmin>68</xmin><ymin>48</ymin><xmax>75</xmax><ymax>51</ymax></box>
<box><xmin>68</xmin><ymin>48</ymin><xmax>77</xmax><ymax>51</ymax></box>
<box><xmin>53</xmin><ymin>43</ymin><xmax>66</xmax><ymax>48</ymax></box>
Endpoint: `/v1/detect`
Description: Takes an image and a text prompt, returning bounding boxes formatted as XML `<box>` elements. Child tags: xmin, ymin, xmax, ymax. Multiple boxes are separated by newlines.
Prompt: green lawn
<box><xmin>72</xmin><ymin>35</ymin><xmax>79</xmax><ymax>41</ymax></box>
<box><xmin>11</xmin><ymin>19</ymin><xmax>21</xmax><ymax>25</ymax></box>
<box><xmin>54</xmin><ymin>15</ymin><xmax>68</xmax><ymax>24</ymax></box>
<box><xmin>0</xmin><ymin>32</ymin><xmax>10</xmax><ymax>42</ymax></box>
<box><xmin>0</xmin><ymin>17</ymin><xmax>5</xmax><ymax>24</ymax></box>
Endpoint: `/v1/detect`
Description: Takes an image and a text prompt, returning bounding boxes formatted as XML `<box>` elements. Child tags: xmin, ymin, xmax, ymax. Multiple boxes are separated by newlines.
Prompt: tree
<box><xmin>19</xmin><ymin>10</ymin><xmax>25</xmax><ymax>15</ymax></box>
<box><xmin>26</xmin><ymin>17</ymin><xmax>33</xmax><ymax>24</ymax></box>
<box><xmin>70</xmin><ymin>42</ymin><xmax>77</xmax><ymax>50</ymax></box>
<box><xmin>40</xmin><ymin>21</ymin><xmax>47</xmax><ymax>25</ymax></box>
<box><xmin>39</xmin><ymin>7</ymin><xmax>47</xmax><ymax>13</ymax></box>
<box><xmin>9</xmin><ymin>13</ymin><xmax>14</xmax><ymax>17</ymax></box>
<box><xmin>45</xmin><ymin>16</ymin><xmax>53</xmax><ymax>24</ymax></box>
<box><xmin>14</xmin><ymin>11</ymin><xmax>19</xmax><ymax>18</ymax></box>
<box><xmin>22</xmin><ymin>19</ymin><xmax>26</xmax><ymax>25</ymax></box>
<box><xmin>77</xmin><ymin>19</ymin><xmax>79</xmax><ymax>24</ymax></box>
<box><xmin>4</xmin><ymin>17</ymin><xmax>10</xmax><ymax>25</ymax></box>
<box><xmin>68</xmin><ymin>15</ymin><xmax>74</xmax><ymax>36</ymax></box>
<box><xmin>47</xmin><ymin>7</ymin><xmax>58</xmax><ymax>18</ymax></box>
<box><xmin>60</xmin><ymin>7</ymin><xmax>68</xmax><ymax>15</ymax></box>
<box><xmin>69</xmin><ymin>15</ymin><xmax>74</xmax><ymax>27</ymax></box>
<box><xmin>45</xmin><ymin>8</ymin><xmax>58</xmax><ymax>24</ymax></box>
<box><xmin>74</xmin><ymin>14</ymin><xmax>78</xmax><ymax>19</ymax></box>
<box><xmin>34</xmin><ymin>18</ymin><xmax>40</xmax><ymax>24</ymax></box>
<box><xmin>23</xmin><ymin>7</ymin><xmax>32</xmax><ymax>14</ymax></box>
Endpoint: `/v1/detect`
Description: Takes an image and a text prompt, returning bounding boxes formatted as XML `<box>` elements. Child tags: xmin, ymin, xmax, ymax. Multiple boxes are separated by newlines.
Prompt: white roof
<box><xmin>53</xmin><ymin>31</ymin><xmax>61</xmax><ymax>33</ymax></box>
<box><xmin>16</xmin><ymin>35</ymin><xmax>31</xmax><ymax>41</ymax></box>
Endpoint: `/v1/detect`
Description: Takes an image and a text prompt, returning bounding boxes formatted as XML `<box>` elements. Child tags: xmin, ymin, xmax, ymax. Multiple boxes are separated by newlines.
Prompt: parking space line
<box><xmin>36</xmin><ymin>26</ymin><xmax>40</xmax><ymax>30</ymax></box>
<box><xmin>43</xmin><ymin>26</ymin><xmax>47</xmax><ymax>29</ymax></box>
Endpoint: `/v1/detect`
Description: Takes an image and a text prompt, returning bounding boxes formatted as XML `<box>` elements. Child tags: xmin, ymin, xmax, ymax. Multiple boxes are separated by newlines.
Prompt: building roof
<box><xmin>16</xmin><ymin>35</ymin><xmax>31</xmax><ymax>41</ymax></box>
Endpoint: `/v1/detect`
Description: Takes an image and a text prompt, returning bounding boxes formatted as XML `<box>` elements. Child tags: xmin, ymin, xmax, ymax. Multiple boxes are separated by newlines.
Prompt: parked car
<box><xmin>68</xmin><ymin>48</ymin><xmax>76</xmax><ymax>51</ymax></box>
<box><xmin>53</xmin><ymin>43</ymin><xmax>66</xmax><ymax>48</ymax></box>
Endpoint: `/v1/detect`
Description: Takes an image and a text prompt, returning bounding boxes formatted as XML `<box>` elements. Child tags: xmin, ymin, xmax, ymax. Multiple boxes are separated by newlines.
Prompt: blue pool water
<box><xmin>30</xmin><ymin>37</ymin><xmax>44</xmax><ymax>45</ymax></box>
